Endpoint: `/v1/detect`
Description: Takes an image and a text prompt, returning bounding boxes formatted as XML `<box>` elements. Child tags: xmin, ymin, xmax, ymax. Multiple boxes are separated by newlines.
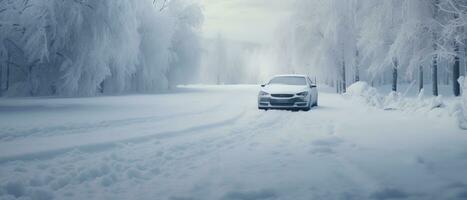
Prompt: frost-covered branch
<box><xmin>0</xmin><ymin>0</ymin><xmax>204</xmax><ymax>96</ymax></box>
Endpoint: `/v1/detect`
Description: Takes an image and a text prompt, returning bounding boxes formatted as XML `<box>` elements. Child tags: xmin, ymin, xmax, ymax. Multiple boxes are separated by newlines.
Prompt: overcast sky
<box><xmin>201</xmin><ymin>0</ymin><xmax>295</xmax><ymax>45</ymax></box>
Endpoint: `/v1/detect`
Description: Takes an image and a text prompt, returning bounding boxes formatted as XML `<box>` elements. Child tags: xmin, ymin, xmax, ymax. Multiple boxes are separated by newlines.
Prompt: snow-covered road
<box><xmin>0</xmin><ymin>85</ymin><xmax>466</xmax><ymax>200</ymax></box>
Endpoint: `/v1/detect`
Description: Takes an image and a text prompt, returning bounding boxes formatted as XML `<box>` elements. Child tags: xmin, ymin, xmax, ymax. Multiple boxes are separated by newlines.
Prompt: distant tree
<box><xmin>355</xmin><ymin>50</ymin><xmax>360</xmax><ymax>82</ymax></box>
<box><xmin>432</xmin><ymin>0</ymin><xmax>440</xmax><ymax>96</ymax></box>
<box><xmin>453</xmin><ymin>23</ymin><xmax>461</xmax><ymax>96</ymax></box>
<box><xmin>437</xmin><ymin>0</ymin><xmax>467</xmax><ymax>96</ymax></box>
<box><xmin>392</xmin><ymin>58</ymin><xmax>398</xmax><ymax>92</ymax></box>
<box><xmin>419</xmin><ymin>65</ymin><xmax>424</xmax><ymax>92</ymax></box>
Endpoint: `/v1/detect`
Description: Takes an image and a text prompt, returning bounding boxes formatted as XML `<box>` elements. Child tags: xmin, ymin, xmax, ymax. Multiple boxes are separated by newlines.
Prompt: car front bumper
<box><xmin>258</xmin><ymin>96</ymin><xmax>310</xmax><ymax>109</ymax></box>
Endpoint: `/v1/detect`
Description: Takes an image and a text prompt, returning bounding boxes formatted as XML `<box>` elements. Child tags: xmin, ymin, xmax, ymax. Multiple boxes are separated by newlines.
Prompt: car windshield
<box><xmin>269</xmin><ymin>76</ymin><xmax>306</xmax><ymax>85</ymax></box>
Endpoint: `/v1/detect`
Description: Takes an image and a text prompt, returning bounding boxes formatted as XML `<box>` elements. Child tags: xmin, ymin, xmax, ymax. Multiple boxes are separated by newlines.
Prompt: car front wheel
<box><xmin>302</xmin><ymin>98</ymin><xmax>312</xmax><ymax>111</ymax></box>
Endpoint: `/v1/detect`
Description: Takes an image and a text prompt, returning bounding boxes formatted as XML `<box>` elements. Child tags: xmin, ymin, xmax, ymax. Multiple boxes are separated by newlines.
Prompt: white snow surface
<box><xmin>0</xmin><ymin>85</ymin><xmax>466</xmax><ymax>200</ymax></box>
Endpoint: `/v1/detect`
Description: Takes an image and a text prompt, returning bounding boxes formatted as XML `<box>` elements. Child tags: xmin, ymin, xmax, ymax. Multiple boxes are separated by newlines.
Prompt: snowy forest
<box><xmin>0</xmin><ymin>0</ymin><xmax>203</xmax><ymax>96</ymax></box>
<box><xmin>2</xmin><ymin>1</ymin><xmax>467</xmax><ymax>200</ymax></box>
<box><xmin>269</xmin><ymin>0</ymin><xmax>467</xmax><ymax>96</ymax></box>
<box><xmin>1</xmin><ymin>0</ymin><xmax>467</xmax><ymax>97</ymax></box>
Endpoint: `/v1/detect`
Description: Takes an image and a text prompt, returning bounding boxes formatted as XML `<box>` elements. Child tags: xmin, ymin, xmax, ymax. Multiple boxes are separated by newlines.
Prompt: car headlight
<box><xmin>259</xmin><ymin>91</ymin><xmax>269</xmax><ymax>96</ymax></box>
<box><xmin>297</xmin><ymin>91</ymin><xmax>308</xmax><ymax>96</ymax></box>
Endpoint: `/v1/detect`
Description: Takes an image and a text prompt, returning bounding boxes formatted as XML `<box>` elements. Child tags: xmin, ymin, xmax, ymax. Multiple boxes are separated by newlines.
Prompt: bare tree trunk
<box><xmin>340</xmin><ymin>81</ymin><xmax>343</xmax><ymax>93</ymax></box>
<box><xmin>419</xmin><ymin>65</ymin><xmax>424</xmax><ymax>92</ymax></box>
<box><xmin>99</xmin><ymin>81</ymin><xmax>105</xmax><ymax>94</ymax></box>
<box><xmin>432</xmin><ymin>0</ymin><xmax>439</xmax><ymax>96</ymax></box>
<box><xmin>446</xmin><ymin>62</ymin><xmax>450</xmax><ymax>85</ymax></box>
<box><xmin>392</xmin><ymin>58</ymin><xmax>398</xmax><ymax>92</ymax></box>
<box><xmin>355</xmin><ymin>50</ymin><xmax>360</xmax><ymax>82</ymax></box>
<box><xmin>342</xmin><ymin>60</ymin><xmax>346</xmax><ymax>93</ymax></box>
<box><xmin>453</xmin><ymin>41</ymin><xmax>461</xmax><ymax>96</ymax></box>
<box><xmin>465</xmin><ymin>39</ymin><xmax>467</xmax><ymax>76</ymax></box>
<box><xmin>28</xmin><ymin>65</ymin><xmax>33</xmax><ymax>96</ymax></box>
<box><xmin>0</xmin><ymin>62</ymin><xmax>2</xmax><ymax>92</ymax></box>
<box><xmin>432</xmin><ymin>55</ymin><xmax>439</xmax><ymax>96</ymax></box>
<box><xmin>6</xmin><ymin>55</ymin><xmax>10</xmax><ymax>91</ymax></box>
<box><xmin>336</xmin><ymin>79</ymin><xmax>340</xmax><ymax>93</ymax></box>
<box><xmin>464</xmin><ymin>37</ymin><xmax>467</xmax><ymax>75</ymax></box>
<box><xmin>453</xmin><ymin>13</ymin><xmax>461</xmax><ymax>96</ymax></box>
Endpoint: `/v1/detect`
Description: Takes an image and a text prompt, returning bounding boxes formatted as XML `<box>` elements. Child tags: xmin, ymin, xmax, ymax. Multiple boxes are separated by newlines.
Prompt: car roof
<box><xmin>272</xmin><ymin>74</ymin><xmax>308</xmax><ymax>78</ymax></box>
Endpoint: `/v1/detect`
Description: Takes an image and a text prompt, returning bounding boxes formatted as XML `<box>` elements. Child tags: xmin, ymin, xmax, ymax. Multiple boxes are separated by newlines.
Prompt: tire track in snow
<box><xmin>154</xmin><ymin>110</ymin><xmax>292</xmax><ymax>166</ymax></box>
<box><xmin>206</xmin><ymin>110</ymin><xmax>294</xmax><ymax>152</ymax></box>
<box><xmin>164</xmin><ymin>109</ymin><xmax>290</xmax><ymax>162</ymax></box>
<box><xmin>308</xmin><ymin>119</ymin><xmax>381</xmax><ymax>198</ymax></box>
<box><xmin>157</xmin><ymin>110</ymin><xmax>296</xmax><ymax>197</ymax></box>
<box><xmin>333</xmin><ymin>154</ymin><xmax>381</xmax><ymax>198</ymax></box>
<box><xmin>0</xmin><ymin>109</ymin><xmax>247</xmax><ymax>164</ymax></box>
<box><xmin>0</xmin><ymin>103</ymin><xmax>225</xmax><ymax>141</ymax></box>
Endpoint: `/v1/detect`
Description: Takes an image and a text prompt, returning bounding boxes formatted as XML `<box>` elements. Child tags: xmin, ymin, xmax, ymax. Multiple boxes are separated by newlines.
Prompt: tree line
<box><xmin>275</xmin><ymin>0</ymin><xmax>467</xmax><ymax>96</ymax></box>
<box><xmin>0</xmin><ymin>0</ymin><xmax>203</xmax><ymax>96</ymax></box>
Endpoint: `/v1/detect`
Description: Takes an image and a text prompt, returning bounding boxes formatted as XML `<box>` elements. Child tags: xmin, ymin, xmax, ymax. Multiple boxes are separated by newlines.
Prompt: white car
<box><xmin>258</xmin><ymin>75</ymin><xmax>318</xmax><ymax>111</ymax></box>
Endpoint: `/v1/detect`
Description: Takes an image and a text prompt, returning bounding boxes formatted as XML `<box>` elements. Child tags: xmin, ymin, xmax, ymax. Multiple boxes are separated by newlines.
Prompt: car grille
<box><xmin>270</xmin><ymin>102</ymin><xmax>295</xmax><ymax>106</ymax></box>
<box><xmin>271</xmin><ymin>94</ymin><xmax>294</xmax><ymax>98</ymax></box>
<box><xmin>268</xmin><ymin>97</ymin><xmax>307</xmax><ymax>107</ymax></box>
<box><xmin>270</xmin><ymin>99</ymin><xmax>295</xmax><ymax>106</ymax></box>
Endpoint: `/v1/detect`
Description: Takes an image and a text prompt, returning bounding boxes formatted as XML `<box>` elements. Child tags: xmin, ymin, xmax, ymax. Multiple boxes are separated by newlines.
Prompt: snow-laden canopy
<box><xmin>1</xmin><ymin>0</ymin><xmax>467</xmax><ymax>96</ymax></box>
<box><xmin>268</xmin><ymin>0</ymin><xmax>467</xmax><ymax>90</ymax></box>
<box><xmin>0</xmin><ymin>0</ymin><xmax>203</xmax><ymax>96</ymax></box>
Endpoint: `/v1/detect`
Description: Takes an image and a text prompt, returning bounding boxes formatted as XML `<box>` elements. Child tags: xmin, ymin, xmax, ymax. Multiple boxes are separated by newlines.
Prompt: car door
<box><xmin>307</xmin><ymin>77</ymin><xmax>318</xmax><ymax>103</ymax></box>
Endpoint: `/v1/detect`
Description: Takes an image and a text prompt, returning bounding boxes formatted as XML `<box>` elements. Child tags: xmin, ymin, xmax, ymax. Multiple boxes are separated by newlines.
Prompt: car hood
<box><xmin>262</xmin><ymin>84</ymin><xmax>308</xmax><ymax>94</ymax></box>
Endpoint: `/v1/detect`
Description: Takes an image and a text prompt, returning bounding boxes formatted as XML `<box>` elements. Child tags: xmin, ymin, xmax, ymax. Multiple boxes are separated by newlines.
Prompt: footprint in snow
<box><xmin>325</xmin><ymin>123</ymin><xmax>336</xmax><ymax>135</ymax></box>
<box><xmin>222</xmin><ymin>189</ymin><xmax>278</xmax><ymax>200</ymax></box>
<box><xmin>311</xmin><ymin>136</ymin><xmax>344</xmax><ymax>147</ymax></box>
<box><xmin>309</xmin><ymin>136</ymin><xmax>344</xmax><ymax>155</ymax></box>
<box><xmin>369</xmin><ymin>188</ymin><xmax>409</xmax><ymax>200</ymax></box>
<box><xmin>310</xmin><ymin>147</ymin><xmax>335</xmax><ymax>155</ymax></box>
<box><xmin>444</xmin><ymin>182</ymin><xmax>467</xmax><ymax>199</ymax></box>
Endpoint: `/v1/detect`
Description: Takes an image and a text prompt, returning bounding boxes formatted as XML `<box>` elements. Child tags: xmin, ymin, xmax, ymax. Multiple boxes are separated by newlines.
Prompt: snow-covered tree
<box><xmin>273</xmin><ymin>0</ymin><xmax>362</xmax><ymax>93</ymax></box>
<box><xmin>437</xmin><ymin>0</ymin><xmax>467</xmax><ymax>96</ymax></box>
<box><xmin>272</xmin><ymin>0</ymin><xmax>467</xmax><ymax>96</ymax></box>
<box><xmin>0</xmin><ymin>0</ymin><xmax>204</xmax><ymax>96</ymax></box>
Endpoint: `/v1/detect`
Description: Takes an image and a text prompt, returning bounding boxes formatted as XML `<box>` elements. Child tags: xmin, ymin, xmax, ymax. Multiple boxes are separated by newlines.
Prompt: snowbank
<box><xmin>345</xmin><ymin>81</ymin><xmax>447</xmax><ymax>111</ymax></box>
<box><xmin>345</xmin><ymin>81</ymin><xmax>464</xmax><ymax>129</ymax></box>
<box><xmin>345</xmin><ymin>81</ymin><xmax>382</xmax><ymax>107</ymax></box>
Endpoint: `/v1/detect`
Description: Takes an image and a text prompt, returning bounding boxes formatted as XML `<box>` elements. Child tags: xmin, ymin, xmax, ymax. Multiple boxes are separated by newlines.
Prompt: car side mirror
<box><xmin>310</xmin><ymin>84</ymin><xmax>317</xmax><ymax>88</ymax></box>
